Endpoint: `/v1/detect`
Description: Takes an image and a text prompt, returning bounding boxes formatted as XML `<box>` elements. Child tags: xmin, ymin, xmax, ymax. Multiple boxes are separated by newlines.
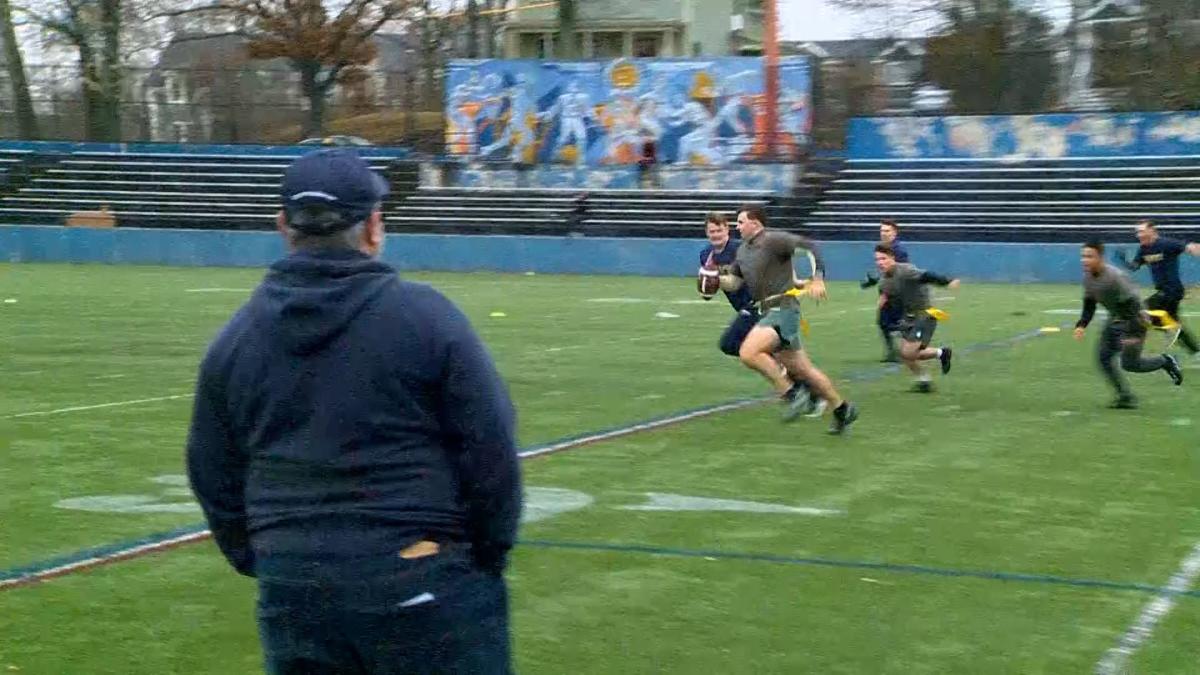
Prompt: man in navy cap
<box><xmin>186</xmin><ymin>148</ymin><xmax>522</xmax><ymax>675</ymax></box>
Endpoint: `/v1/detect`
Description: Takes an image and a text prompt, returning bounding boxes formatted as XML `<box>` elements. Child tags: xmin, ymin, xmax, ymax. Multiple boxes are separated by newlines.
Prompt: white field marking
<box><xmin>93</xmin><ymin>374</ymin><xmax>127</xmax><ymax>380</ymax></box>
<box><xmin>149</xmin><ymin>475</ymin><xmax>189</xmax><ymax>487</ymax></box>
<box><xmin>586</xmin><ymin>297</ymin><xmax>653</xmax><ymax>304</ymax></box>
<box><xmin>53</xmin><ymin>495</ymin><xmax>200</xmax><ymax>514</ymax></box>
<box><xmin>1052</xmin><ymin>410</ymin><xmax>1077</xmax><ymax>417</ymax></box>
<box><xmin>933</xmin><ymin>295</ymin><xmax>957</xmax><ymax>302</ymax></box>
<box><xmin>4</xmin><ymin>394</ymin><xmax>192</xmax><ymax>419</ymax></box>
<box><xmin>934</xmin><ymin>404</ymin><xmax>962</xmax><ymax>413</ymax></box>
<box><xmin>1095</xmin><ymin>541</ymin><xmax>1200</xmax><ymax>674</ymax></box>
<box><xmin>8</xmin><ymin>397</ymin><xmax>766</xmax><ymax>590</ymax></box>
<box><xmin>541</xmin><ymin>334</ymin><xmax>662</xmax><ymax>354</ymax></box>
<box><xmin>637</xmin><ymin>393</ymin><xmax>665</xmax><ymax>400</ymax></box>
<box><xmin>672</xmin><ymin>299</ymin><xmax>713</xmax><ymax>305</ymax></box>
<box><xmin>1170</xmin><ymin>418</ymin><xmax>1193</xmax><ymax>427</ymax></box>
<box><xmin>521</xmin><ymin>487</ymin><xmax>594</xmax><ymax>524</ymax></box>
<box><xmin>654</xmin><ymin>312</ymin><xmax>681</xmax><ymax>319</ymax></box>
<box><xmin>185</xmin><ymin>288</ymin><xmax>252</xmax><ymax>293</ymax></box>
<box><xmin>619</xmin><ymin>492</ymin><xmax>843</xmax><ymax>516</ymax></box>
<box><xmin>15</xmin><ymin>370</ymin><xmax>45</xmax><ymax>376</ymax></box>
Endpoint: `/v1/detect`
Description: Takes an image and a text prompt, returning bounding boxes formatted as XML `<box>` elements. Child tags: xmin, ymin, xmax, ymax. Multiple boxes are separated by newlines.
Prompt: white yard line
<box><xmin>1094</xmin><ymin>541</ymin><xmax>1200</xmax><ymax>674</ymax></box>
<box><xmin>5</xmin><ymin>394</ymin><xmax>193</xmax><ymax>419</ymax></box>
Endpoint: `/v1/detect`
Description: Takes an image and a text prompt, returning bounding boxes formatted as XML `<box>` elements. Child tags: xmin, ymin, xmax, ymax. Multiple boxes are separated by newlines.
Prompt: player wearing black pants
<box><xmin>1115</xmin><ymin>220</ymin><xmax>1200</xmax><ymax>355</ymax></box>
<box><xmin>1076</xmin><ymin>240</ymin><xmax>1183</xmax><ymax>409</ymax></box>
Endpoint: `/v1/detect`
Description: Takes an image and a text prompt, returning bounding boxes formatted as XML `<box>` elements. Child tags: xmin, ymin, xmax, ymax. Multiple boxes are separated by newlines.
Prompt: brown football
<box><xmin>698</xmin><ymin>265</ymin><xmax>720</xmax><ymax>299</ymax></box>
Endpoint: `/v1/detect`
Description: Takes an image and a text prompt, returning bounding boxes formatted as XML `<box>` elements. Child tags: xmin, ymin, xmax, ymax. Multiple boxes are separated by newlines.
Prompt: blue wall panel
<box><xmin>3</xmin><ymin>226</ymin><xmax>1196</xmax><ymax>286</ymax></box>
<box><xmin>847</xmin><ymin>112</ymin><xmax>1200</xmax><ymax>160</ymax></box>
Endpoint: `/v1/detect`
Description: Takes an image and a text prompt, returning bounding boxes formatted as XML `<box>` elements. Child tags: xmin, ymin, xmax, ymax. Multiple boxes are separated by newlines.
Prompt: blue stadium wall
<box><xmin>4</xmin><ymin>226</ymin><xmax>1196</xmax><ymax>285</ymax></box>
<box><xmin>847</xmin><ymin>111</ymin><xmax>1200</xmax><ymax>160</ymax></box>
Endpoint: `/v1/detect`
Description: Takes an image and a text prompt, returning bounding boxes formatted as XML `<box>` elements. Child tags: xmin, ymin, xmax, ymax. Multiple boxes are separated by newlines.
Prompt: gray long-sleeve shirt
<box><xmin>732</xmin><ymin>230</ymin><xmax>825</xmax><ymax>304</ymax></box>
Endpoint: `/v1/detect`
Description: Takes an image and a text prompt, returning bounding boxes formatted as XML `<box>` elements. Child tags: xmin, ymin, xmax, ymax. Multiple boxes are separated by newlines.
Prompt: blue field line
<box><xmin>0</xmin><ymin>524</ymin><xmax>211</xmax><ymax>586</ymax></box>
<box><xmin>0</xmin><ymin>321</ymin><xmax>1066</xmax><ymax>589</ymax></box>
<box><xmin>520</xmin><ymin>539</ymin><xmax>1200</xmax><ymax>599</ymax></box>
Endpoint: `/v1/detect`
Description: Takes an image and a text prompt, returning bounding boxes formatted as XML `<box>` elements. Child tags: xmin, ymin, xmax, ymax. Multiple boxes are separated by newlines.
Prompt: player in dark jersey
<box><xmin>1076</xmin><ymin>240</ymin><xmax>1183</xmax><ymax>409</ymax></box>
<box><xmin>699</xmin><ymin>213</ymin><xmax>815</xmax><ymax>410</ymax></box>
<box><xmin>861</xmin><ymin>219</ymin><xmax>910</xmax><ymax>362</ymax></box>
<box><xmin>1114</xmin><ymin>220</ymin><xmax>1200</xmax><ymax>356</ymax></box>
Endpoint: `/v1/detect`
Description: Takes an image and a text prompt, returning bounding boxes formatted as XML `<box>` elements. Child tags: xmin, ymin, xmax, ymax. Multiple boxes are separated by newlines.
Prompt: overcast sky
<box><xmin>779</xmin><ymin>0</ymin><xmax>1077</xmax><ymax>41</ymax></box>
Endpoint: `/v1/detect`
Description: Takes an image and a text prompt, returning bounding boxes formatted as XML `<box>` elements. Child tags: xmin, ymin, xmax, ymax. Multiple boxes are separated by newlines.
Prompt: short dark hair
<box><xmin>738</xmin><ymin>204</ymin><xmax>767</xmax><ymax>226</ymax></box>
<box><xmin>1083</xmin><ymin>239</ymin><xmax>1105</xmax><ymax>255</ymax></box>
<box><xmin>1138</xmin><ymin>219</ymin><xmax>1156</xmax><ymax>229</ymax></box>
<box><xmin>705</xmin><ymin>212</ymin><xmax>728</xmax><ymax>227</ymax></box>
<box><xmin>874</xmin><ymin>243</ymin><xmax>896</xmax><ymax>257</ymax></box>
<box><xmin>881</xmin><ymin>219</ymin><xmax>899</xmax><ymax>232</ymax></box>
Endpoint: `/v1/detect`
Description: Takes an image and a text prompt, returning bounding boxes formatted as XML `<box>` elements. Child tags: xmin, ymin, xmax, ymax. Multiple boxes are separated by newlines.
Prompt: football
<box><xmin>698</xmin><ymin>264</ymin><xmax>721</xmax><ymax>299</ymax></box>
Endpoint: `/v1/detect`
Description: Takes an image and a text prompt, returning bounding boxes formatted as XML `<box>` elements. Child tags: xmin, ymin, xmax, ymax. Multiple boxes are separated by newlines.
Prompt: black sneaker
<box><xmin>1164</xmin><ymin>354</ymin><xmax>1184</xmax><ymax>386</ymax></box>
<box><xmin>910</xmin><ymin>381</ymin><xmax>934</xmax><ymax>394</ymax></box>
<box><xmin>1108</xmin><ymin>395</ymin><xmax>1138</xmax><ymax>409</ymax></box>
<box><xmin>939</xmin><ymin>347</ymin><xmax>953</xmax><ymax>374</ymax></box>
<box><xmin>828</xmin><ymin>402</ymin><xmax>859</xmax><ymax>435</ymax></box>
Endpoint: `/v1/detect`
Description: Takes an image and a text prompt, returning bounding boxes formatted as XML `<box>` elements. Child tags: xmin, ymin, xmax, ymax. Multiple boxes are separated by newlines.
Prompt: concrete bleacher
<box><xmin>0</xmin><ymin>150</ymin><xmax>418</xmax><ymax>230</ymax></box>
<box><xmin>800</xmin><ymin>156</ymin><xmax>1200</xmax><ymax>242</ymax></box>
<box><xmin>389</xmin><ymin>186</ymin><xmax>773</xmax><ymax>238</ymax></box>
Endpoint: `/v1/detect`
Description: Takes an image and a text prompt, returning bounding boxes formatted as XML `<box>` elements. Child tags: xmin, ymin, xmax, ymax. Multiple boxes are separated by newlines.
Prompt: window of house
<box><xmin>882</xmin><ymin>58</ymin><xmax>919</xmax><ymax>86</ymax></box>
<box><xmin>593</xmin><ymin>32</ymin><xmax>624</xmax><ymax>58</ymax></box>
<box><xmin>633</xmin><ymin>33</ymin><xmax>660</xmax><ymax>58</ymax></box>
<box><xmin>166</xmin><ymin>74</ymin><xmax>187</xmax><ymax>104</ymax></box>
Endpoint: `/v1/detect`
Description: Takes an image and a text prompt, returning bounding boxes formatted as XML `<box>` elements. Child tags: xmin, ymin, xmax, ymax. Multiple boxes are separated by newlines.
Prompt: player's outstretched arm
<box><xmin>1185</xmin><ymin>242</ymin><xmax>1200</xmax><ymax>257</ymax></box>
<box><xmin>1074</xmin><ymin>297</ymin><xmax>1097</xmax><ymax>340</ymax></box>
<box><xmin>918</xmin><ymin>270</ymin><xmax>959</xmax><ymax>289</ymax></box>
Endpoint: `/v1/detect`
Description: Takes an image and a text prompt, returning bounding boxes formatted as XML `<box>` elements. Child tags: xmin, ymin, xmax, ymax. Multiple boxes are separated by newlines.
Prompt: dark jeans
<box><xmin>719</xmin><ymin>310</ymin><xmax>760</xmax><ymax>356</ymax></box>
<box><xmin>1098</xmin><ymin>319</ymin><xmax>1166</xmax><ymax>397</ymax></box>
<box><xmin>257</xmin><ymin>547</ymin><xmax>511</xmax><ymax>675</ymax></box>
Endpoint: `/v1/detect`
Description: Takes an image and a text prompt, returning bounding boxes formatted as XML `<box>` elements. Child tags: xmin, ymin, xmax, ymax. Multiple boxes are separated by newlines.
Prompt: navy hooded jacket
<box><xmin>186</xmin><ymin>249</ymin><xmax>521</xmax><ymax>577</ymax></box>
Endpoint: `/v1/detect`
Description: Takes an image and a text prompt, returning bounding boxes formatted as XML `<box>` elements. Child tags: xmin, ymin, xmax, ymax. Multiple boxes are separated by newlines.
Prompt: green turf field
<box><xmin>1</xmin><ymin>262</ymin><xmax>1198</xmax><ymax>674</ymax></box>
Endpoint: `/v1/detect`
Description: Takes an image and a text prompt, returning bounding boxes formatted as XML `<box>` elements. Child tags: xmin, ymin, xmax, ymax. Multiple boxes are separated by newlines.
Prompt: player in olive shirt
<box><xmin>721</xmin><ymin>206</ymin><xmax>859</xmax><ymax>434</ymax></box>
<box><xmin>874</xmin><ymin>244</ymin><xmax>959</xmax><ymax>392</ymax></box>
<box><xmin>1074</xmin><ymin>240</ymin><xmax>1184</xmax><ymax>409</ymax></box>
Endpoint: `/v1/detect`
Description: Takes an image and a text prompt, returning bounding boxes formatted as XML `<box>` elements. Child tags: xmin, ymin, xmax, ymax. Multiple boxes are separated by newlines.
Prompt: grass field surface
<box><xmin>1</xmin><ymin>262</ymin><xmax>1198</xmax><ymax>674</ymax></box>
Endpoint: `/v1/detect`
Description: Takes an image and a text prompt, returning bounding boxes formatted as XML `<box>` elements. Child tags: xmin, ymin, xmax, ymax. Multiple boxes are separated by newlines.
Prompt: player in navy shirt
<box><xmin>861</xmin><ymin>220</ymin><xmax>910</xmax><ymax>361</ymax></box>
<box><xmin>1116</xmin><ymin>220</ymin><xmax>1200</xmax><ymax>355</ymax></box>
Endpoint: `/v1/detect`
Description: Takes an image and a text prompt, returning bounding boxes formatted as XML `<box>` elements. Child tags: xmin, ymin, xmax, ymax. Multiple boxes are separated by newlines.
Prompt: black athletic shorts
<box><xmin>898</xmin><ymin>313</ymin><xmax>938</xmax><ymax>348</ymax></box>
<box><xmin>1146</xmin><ymin>291</ymin><xmax>1183</xmax><ymax>319</ymax></box>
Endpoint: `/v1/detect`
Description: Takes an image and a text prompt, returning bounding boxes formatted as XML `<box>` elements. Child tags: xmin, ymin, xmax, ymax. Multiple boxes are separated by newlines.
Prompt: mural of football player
<box><xmin>480</xmin><ymin>73</ymin><xmax>539</xmax><ymax>164</ymax></box>
<box><xmin>540</xmin><ymin>80</ymin><xmax>594</xmax><ymax>165</ymax></box>
<box><xmin>447</xmin><ymin>71</ymin><xmax>485</xmax><ymax>155</ymax></box>
<box><xmin>600</xmin><ymin>91</ymin><xmax>643</xmax><ymax>164</ymax></box>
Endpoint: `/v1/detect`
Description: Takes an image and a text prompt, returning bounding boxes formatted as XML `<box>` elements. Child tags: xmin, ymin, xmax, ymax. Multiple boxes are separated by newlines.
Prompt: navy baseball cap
<box><xmin>280</xmin><ymin>148</ymin><xmax>389</xmax><ymax>234</ymax></box>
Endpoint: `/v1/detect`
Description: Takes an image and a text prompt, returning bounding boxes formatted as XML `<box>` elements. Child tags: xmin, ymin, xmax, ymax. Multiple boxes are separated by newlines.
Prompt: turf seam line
<box><xmin>1093</xmin><ymin>540</ymin><xmax>1200</xmax><ymax>674</ymax></box>
<box><xmin>0</xmin><ymin>396</ymin><xmax>762</xmax><ymax>591</ymax></box>
<box><xmin>519</xmin><ymin>540</ymin><xmax>1200</xmax><ymax>599</ymax></box>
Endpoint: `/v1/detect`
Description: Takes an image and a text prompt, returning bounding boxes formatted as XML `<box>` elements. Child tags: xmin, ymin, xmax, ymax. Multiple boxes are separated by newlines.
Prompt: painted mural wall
<box><xmin>847</xmin><ymin>112</ymin><xmax>1200</xmax><ymax>160</ymax></box>
<box><xmin>445</xmin><ymin>56</ymin><xmax>812</xmax><ymax>168</ymax></box>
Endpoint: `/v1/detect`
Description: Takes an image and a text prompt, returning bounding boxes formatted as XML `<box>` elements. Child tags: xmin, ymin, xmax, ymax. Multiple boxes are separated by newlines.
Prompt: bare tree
<box><xmin>17</xmin><ymin>0</ymin><xmax>124</xmax><ymax>140</ymax></box>
<box><xmin>221</xmin><ymin>0</ymin><xmax>416</xmax><ymax>137</ymax></box>
<box><xmin>0</xmin><ymin>0</ymin><xmax>38</xmax><ymax>138</ymax></box>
